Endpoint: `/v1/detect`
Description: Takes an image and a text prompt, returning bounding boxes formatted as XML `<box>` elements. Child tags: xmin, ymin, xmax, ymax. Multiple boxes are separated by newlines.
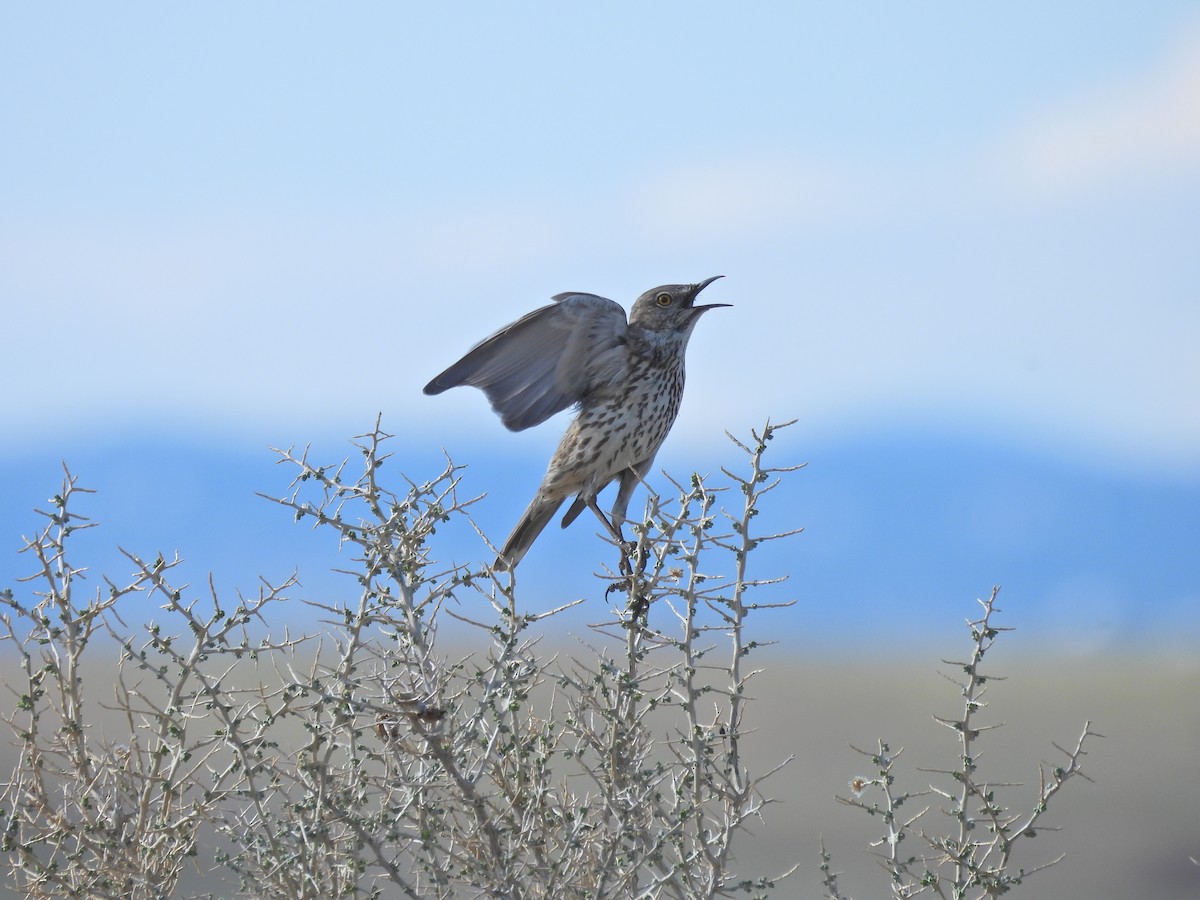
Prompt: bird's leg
<box><xmin>585</xmin><ymin>494</ymin><xmax>626</xmax><ymax>543</ymax></box>
<box><xmin>586</xmin><ymin>495</ymin><xmax>635</xmax><ymax>575</ymax></box>
<box><xmin>588</xmin><ymin>498</ymin><xmax>654</xmax><ymax>618</ymax></box>
<box><xmin>609</xmin><ymin>460</ymin><xmax>654</xmax><ymax>585</ymax></box>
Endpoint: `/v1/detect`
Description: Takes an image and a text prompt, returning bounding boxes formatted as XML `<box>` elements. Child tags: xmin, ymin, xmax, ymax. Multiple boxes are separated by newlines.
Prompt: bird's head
<box><xmin>628</xmin><ymin>275</ymin><xmax>730</xmax><ymax>331</ymax></box>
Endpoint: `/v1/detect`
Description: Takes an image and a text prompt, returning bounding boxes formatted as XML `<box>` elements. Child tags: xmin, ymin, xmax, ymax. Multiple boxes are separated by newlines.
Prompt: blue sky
<box><xmin>2</xmin><ymin>4</ymin><xmax>1197</xmax><ymax>651</ymax></box>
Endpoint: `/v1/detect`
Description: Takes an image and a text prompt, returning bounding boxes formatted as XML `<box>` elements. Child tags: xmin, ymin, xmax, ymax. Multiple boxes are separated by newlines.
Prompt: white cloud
<box><xmin>1004</xmin><ymin>25</ymin><xmax>1200</xmax><ymax>195</ymax></box>
<box><xmin>627</xmin><ymin>22</ymin><xmax>1200</xmax><ymax>242</ymax></box>
<box><xmin>630</xmin><ymin>155</ymin><xmax>870</xmax><ymax>241</ymax></box>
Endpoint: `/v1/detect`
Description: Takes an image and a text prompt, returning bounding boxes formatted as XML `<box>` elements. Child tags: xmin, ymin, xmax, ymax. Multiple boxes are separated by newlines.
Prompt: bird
<box><xmin>423</xmin><ymin>276</ymin><xmax>729</xmax><ymax>570</ymax></box>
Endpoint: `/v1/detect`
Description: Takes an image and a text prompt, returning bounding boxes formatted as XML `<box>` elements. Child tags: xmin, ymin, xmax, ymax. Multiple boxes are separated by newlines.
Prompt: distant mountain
<box><xmin>3</xmin><ymin>429</ymin><xmax>1196</xmax><ymax>654</ymax></box>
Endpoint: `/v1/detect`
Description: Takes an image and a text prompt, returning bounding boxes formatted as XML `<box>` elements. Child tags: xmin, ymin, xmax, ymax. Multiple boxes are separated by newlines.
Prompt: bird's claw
<box><xmin>616</xmin><ymin>539</ymin><xmax>641</xmax><ymax>575</ymax></box>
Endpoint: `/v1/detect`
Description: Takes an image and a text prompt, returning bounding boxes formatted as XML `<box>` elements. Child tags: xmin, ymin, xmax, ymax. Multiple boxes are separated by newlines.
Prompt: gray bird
<box><xmin>424</xmin><ymin>276</ymin><xmax>729</xmax><ymax>570</ymax></box>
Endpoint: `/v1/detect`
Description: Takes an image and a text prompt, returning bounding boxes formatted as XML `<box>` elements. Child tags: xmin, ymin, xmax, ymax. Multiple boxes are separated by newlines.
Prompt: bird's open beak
<box><xmin>690</xmin><ymin>274</ymin><xmax>731</xmax><ymax>311</ymax></box>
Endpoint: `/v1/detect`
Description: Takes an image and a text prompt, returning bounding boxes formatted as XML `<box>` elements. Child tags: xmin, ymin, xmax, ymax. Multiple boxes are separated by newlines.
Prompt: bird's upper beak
<box><xmin>689</xmin><ymin>274</ymin><xmax>731</xmax><ymax>312</ymax></box>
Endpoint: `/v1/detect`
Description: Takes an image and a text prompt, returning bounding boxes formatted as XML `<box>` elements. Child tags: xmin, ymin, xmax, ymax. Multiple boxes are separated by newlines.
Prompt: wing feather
<box><xmin>423</xmin><ymin>293</ymin><xmax>629</xmax><ymax>431</ymax></box>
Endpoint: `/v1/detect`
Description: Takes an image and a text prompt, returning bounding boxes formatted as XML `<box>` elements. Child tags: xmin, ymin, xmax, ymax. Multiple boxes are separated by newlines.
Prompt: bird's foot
<box><xmin>617</xmin><ymin>541</ymin><xmax>637</xmax><ymax>577</ymax></box>
<box><xmin>627</xmin><ymin>587</ymin><xmax>650</xmax><ymax>620</ymax></box>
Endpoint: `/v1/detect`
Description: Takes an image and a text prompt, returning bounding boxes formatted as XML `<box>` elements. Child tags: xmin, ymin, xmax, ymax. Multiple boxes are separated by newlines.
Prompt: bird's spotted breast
<box><xmin>545</xmin><ymin>349</ymin><xmax>685</xmax><ymax>492</ymax></box>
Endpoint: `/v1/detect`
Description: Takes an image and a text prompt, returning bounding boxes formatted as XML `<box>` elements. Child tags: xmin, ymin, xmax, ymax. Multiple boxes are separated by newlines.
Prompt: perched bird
<box><xmin>424</xmin><ymin>276</ymin><xmax>729</xmax><ymax>569</ymax></box>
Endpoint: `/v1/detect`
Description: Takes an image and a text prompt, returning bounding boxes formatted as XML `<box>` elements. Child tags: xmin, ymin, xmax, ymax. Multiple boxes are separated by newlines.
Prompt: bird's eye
<box><xmin>655</xmin><ymin>292</ymin><xmax>672</xmax><ymax>307</ymax></box>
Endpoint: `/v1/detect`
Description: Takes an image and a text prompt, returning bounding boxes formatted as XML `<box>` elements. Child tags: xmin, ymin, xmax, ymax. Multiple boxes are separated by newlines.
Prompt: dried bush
<box><xmin>2</xmin><ymin>419</ymin><xmax>801</xmax><ymax>899</ymax></box>
<box><xmin>820</xmin><ymin>589</ymin><xmax>1099</xmax><ymax>899</ymax></box>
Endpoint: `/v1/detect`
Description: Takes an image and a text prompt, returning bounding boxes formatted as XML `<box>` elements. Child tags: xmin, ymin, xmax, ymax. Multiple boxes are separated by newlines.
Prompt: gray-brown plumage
<box><xmin>424</xmin><ymin>276</ymin><xmax>729</xmax><ymax>569</ymax></box>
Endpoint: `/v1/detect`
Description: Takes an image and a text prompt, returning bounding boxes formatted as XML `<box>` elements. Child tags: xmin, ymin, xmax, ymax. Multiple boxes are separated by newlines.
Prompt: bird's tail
<box><xmin>494</xmin><ymin>494</ymin><xmax>564</xmax><ymax>571</ymax></box>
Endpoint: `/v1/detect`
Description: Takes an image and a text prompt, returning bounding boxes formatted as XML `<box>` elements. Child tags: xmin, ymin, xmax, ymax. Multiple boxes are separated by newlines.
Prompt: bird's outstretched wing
<box><xmin>423</xmin><ymin>293</ymin><xmax>629</xmax><ymax>431</ymax></box>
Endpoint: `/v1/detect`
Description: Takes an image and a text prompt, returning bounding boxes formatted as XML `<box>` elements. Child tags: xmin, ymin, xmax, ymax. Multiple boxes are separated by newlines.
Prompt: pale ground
<box><xmin>738</xmin><ymin>651</ymin><xmax>1200</xmax><ymax>899</ymax></box>
<box><xmin>0</xmin><ymin>648</ymin><xmax>1196</xmax><ymax>899</ymax></box>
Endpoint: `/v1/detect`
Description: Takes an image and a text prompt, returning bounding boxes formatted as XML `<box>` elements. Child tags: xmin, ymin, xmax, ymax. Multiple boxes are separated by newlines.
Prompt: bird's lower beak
<box><xmin>691</xmin><ymin>274</ymin><xmax>731</xmax><ymax>311</ymax></box>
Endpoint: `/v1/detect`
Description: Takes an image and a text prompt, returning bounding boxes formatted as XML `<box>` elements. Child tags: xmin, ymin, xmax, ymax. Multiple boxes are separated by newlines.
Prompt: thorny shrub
<box><xmin>1</xmin><ymin>419</ymin><xmax>802</xmax><ymax>900</ymax></box>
